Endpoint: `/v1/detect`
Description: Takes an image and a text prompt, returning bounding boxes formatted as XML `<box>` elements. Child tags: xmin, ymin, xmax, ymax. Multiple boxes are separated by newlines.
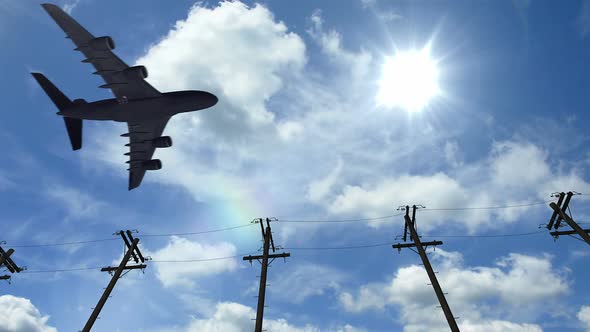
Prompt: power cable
<box><xmin>421</xmin><ymin>200</ymin><xmax>552</xmax><ymax>211</ymax></box>
<box><xmin>7</xmin><ymin>224</ymin><xmax>255</xmax><ymax>248</ymax></box>
<box><xmin>141</xmin><ymin>224</ymin><xmax>254</xmax><ymax>237</ymax></box>
<box><xmin>12</xmin><ymin>238</ymin><xmax>119</xmax><ymax>248</ymax></box>
<box><xmin>279</xmin><ymin>213</ymin><xmax>404</xmax><ymax>223</ymax></box>
<box><xmin>420</xmin><ymin>230</ymin><xmax>546</xmax><ymax>238</ymax></box>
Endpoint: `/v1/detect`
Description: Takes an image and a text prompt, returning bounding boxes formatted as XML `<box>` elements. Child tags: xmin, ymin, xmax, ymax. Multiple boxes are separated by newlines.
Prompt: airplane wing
<box><xmin>41</xmin><ymin>4</ymin><xmax>161</xmax><ymax>100</ymax></box>
<box><xmin>126</xmin><ymin>117</ymin><xmax>170</xmax><ymax>190</ymax></box>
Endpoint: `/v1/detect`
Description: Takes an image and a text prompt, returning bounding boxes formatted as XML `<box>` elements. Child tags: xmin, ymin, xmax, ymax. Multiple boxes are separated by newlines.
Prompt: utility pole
<box><xmin>392</xmin><ymin>205</ymin><xmax>460</xmax><ymax>332</ymax></box>
<box><xmin>81</xmin><ymin>230</ymin><xmax>147</xmax><ymax>332</ymax></box>
<box><xmin>243</xmin><ymin>218</ymin><xmax>290</xmax><ymax>332</ymax></box>
<box><xmin>546</xmin><ymin>192</ymin><xmax>590</xmax><ymax>245</ymax></box>
<box><xmin>0</xmin><ymin>243</ymin><xmax>24</xmax><ymax>283</ymax></box>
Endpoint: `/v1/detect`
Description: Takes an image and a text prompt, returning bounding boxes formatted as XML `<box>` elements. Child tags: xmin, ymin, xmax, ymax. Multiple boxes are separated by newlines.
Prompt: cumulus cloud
<box><xmin>325</xmin><ymin>141</ymin><xmax>590</xmax><ymax>232</ymax></box>
<box><xmin>0</xmin><ymin>295</ymin><xmax>57</xmax><ymax>332</ymax></box>
<box><xmin>150</xmin><ymin>237</ymin><xmax>238</xmax><ymax>288</ymax></box>
<box><xmin>137</xmin><ymin>1</ymin><xmax>305</xmax><ymax>126</ymax></box>
<box><xmin>579</xmin><ymin>306</ymin><xmax>590</xmax><ymax>331</ymax></box>
<box><xmin>185</xmin><ymin>302</ymin><xmax>363</xmax><ymax>332</ymax></box>
<box><xmin>339</xmin><ymin>250</ymin><xmax>567</xmax><ymax>331</ymax></box>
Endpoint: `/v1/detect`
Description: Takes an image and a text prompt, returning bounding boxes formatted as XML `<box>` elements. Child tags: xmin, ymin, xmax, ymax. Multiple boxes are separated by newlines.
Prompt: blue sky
<box><xmin>2</xmin><ymin>0</ymin><xmax>590</xmax><ymax>331</ymax></box>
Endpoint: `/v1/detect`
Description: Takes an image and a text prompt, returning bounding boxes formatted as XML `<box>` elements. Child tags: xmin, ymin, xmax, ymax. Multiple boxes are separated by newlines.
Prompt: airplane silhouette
<box><xmin>32</xmin><ymin>3</ymin><xmax>218</xmax><ymax>190</ymax></box>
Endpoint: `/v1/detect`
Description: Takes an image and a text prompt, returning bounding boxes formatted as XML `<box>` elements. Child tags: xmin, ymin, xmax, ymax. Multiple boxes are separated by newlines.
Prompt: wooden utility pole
<box><xmin>392</xmin><ymin>205</ymin><xmax>460</xmax><ymax>332</ymax></box>
<box><xmin>81</xmin><ymin>230</ymin><xmax>147</xmax><ymax>332</ymax></box>
<box><xmin>547</xmin><ymin>192</ymin><xmax>590</xmax><ymax>245</ymax></box>
<box><xmin>0</xmin><ymin>245</ymin><xmax>23</xmax><ymax>282</ymax></box>
<box><xmin>243</xmin><ymin>218</ymin><xmax>290</xmax><ymax>332</ymax></box>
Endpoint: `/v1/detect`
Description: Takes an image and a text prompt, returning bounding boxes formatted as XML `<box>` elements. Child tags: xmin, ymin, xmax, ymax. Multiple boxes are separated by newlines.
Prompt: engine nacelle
<box><xmin>152</xmin><ymin>136</ymin><xmax>173</xmax><ymax>148</ymax></box>
<box><xmin>142</xmin><ymin>159</ymin><xmax>162</xmax><ymax>170</ymax></box>
<box><xmin>72</xmin><ymin>98</ymin><xmax>87</xmax><ymax>105</ymax></box>
<box><xmin>121</xmin><ymin>65</ymin><xmax>148</xmax><ymax>80</ymax></box>
<box><xmin>88</xmin><ymin>36</ymin><xmax>115</xmax><ymax>51</ymax></box>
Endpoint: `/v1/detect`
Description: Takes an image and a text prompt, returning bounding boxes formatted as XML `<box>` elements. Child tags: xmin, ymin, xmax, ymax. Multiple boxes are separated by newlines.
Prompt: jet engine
<box><xmin>72</xmin><ymin>98</ymin><xmax>87</xmax><ymax>105</ymax></box>
<box><xmin>121</xmin><ymin>66</ymin><xmax>148</xmax><ymax>80</ymax></box>
<box><xmin>142</xmin><ymin>159</ymin><xmax>162</xmax><ymax>170</ymax></box>
<box><xmin>89</xmin><ymin>36</ymin><xmax>115</xmax><ymax>51</ymax></box>
<box><xmin>152</xmin><ymin>136</ymin><xmax>173</xmax><ymax>148</ymax></box>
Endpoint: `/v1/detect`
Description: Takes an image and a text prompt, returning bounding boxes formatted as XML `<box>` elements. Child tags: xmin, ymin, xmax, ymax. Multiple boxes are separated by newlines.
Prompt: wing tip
<box><xmin>41</xmin><ymin>3</ymin><xmax>59</xmax><ymax>11</ymax></box>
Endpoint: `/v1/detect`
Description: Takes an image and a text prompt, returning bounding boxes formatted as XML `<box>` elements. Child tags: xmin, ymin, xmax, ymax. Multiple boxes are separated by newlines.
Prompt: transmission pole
<box><xmin>392</xmin><ymin>205</ymin><xmax>460</xmax><ymax>332</ymax></box>
<box><xmin>546</xmin><ymin>192</ymin><xmax>590</xmax><ymax>245</ymax></box>
<box><xmin>0</xmin><ymin>244</ymin><xmax>24</xmax><ymax>282</ymax></box>
<box><xmin>243</xmin><ymin>218</ymin><xmax>290</xmax><ymax>332</ymax></box>
<box><xmin>81</xmin><ymin>230</ymin><xmax>147</xmax><ymax>332</ymax></box>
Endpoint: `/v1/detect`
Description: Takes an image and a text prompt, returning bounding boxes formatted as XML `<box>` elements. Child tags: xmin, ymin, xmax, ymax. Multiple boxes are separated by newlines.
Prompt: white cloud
<box><xmin>271</xmin><ymin>262</ymin><xmax>345</xmax><ymax>303</ymax></box>
<box><xmin>150</xmin><ymin>237</ymin><xmax>238</xmax><ymax>288</ymax></box>
<box><xmin>359</xmin><ymin>0</ymin><xmax>376</xmax><ymax>9</ymax></box>
<box><xmin>61</xmin><ymin>0</ymin><xmax>80</xmax><ymax>14</ymax></box>
<box><xmin>579</xmin><ymin>306</ymin><xmax>590</xmax><ymax>331</ymax></box>
<box><xmin>444</xmin><ymin>141</ymin><xmax>462</xmax><ymax>168</ymax></box>
<box><xmin>45</xmin><ymin>184</ymin><xmax>106</xmax><ymax>219</ymax></box>
<box><xmin>277</xmin><ymin>121</ymin><xmax>304</xmax><ymax>142</ymax></box>
<box><xmin>339</xmin><ymin>250</ymin><xmax>567</xmax><ymax>331</ymax></box>
<box><xmin>308</xmin><ymin>10</ymin><xmax>372</xmax><ymax>80</ymax></box>
<box><xmin>0</xmin><ymin>295</ymin><xmax>57</xmax><ymax>332</ymax></box>
<box><xmin>137</xmin><ymin>1</ymin><xmax>305</xmax><ymax>126</ymax></box>
<box><xmin>325</xmin><ymin>141</ymin><xmax>590</xmax><ymax>232</ymax></box>
<box><xmin>307</xmin><ymin>159</ymin><xmax>343</xmax><ymax>203</ymax></box>
<box><xmin>490</xmin><ymin>141</ymin><xmax>550</xmax><ymax>189</ymax></box>
<box><xmin>184</xmin><ymin>302</ymin><xmax>363</xmax><ymax>332</ymax></box>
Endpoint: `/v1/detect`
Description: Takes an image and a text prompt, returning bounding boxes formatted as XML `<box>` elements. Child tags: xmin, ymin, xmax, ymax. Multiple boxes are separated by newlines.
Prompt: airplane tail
<box><xmin>31</xmin><ymin>73</ymin><xmax>82</xmax><ymax>150</ymax></box>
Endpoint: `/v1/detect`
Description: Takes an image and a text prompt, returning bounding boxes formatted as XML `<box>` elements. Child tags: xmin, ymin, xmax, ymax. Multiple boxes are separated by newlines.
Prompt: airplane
<box><xmin>32</xmin><ymin>3</ymin><xmax>218</xmax><ymax>190</ymax></box>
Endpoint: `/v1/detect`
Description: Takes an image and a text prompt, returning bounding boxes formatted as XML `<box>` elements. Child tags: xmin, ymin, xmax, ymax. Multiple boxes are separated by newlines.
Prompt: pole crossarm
<box><xmin>243</xmin><ymin>253</ymin><xmax>291</xmax><ymax>261</ymax></box>
<box><xmin>549</xmin><ymin>201</ymin><xmax>590</xmax><ymax>245</ymax></box>
<box><xmin>100</xmin><ymin>264</ymin><xmax>147</xmax><ymax>272</ymax></box>
<box><xmin>392</xmin><ymin>240</ymin><xmax>443</xmax><ymax>250</ymax></box>
<box><xmin>0</xmin><ymin>275</ymin><xmax>10</xmax><ymax>280</ymax></box>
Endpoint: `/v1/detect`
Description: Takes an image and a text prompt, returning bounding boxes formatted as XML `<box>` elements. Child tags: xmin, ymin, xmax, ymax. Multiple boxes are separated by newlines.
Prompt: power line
<box><xmin>284</xmin><ymin>242</ymin><xmax>392</xmax><ymax>250</ymax></box>
<box><xmin>4</xmin><ymin>200</ymin><xmax>564</xmax><ymax>249</ymax></box>
<box><xmin>7</xmin><ymin>224</ymin><xmax>255</xmax><ymax>248</ymax></box>
<box><xmin>279</xmin><ymin>213</ymin><xmax>405</xmax><ymax>223</ymax></box>
<box><xmin>284</xmin><ymin>231</ymin><xmax>546</xmax><ymax>250</ymax></box>
<box><xmin>23</xmin><ymin>266</ymin><xmax>103</xmax><ymax>274</ymax></box>
<box><xmin>422</xmin><ymin>200</ymin><xmax>553</xmax><ymax>211</ymax></box>
<box><xmin>420</xmin><ymin>230</ymin><xmax>546</xmax><ymax>238</ymax></box>
<box><xmin>20</xmin><ymin>254</ymin><xmax>255</xmax><ymax>274</ymax></box>
<box><xmin>12</xmin><ymin>238</ymin><xmax>119</xmax><ymax>248</ymax></box>
<box><xmin>151</xmin><ymin>253</ymin><xmax>252</xmax><ymax>263</ymax></box>
<box><xmin>141</xmin><ymin>224</ymin><xmax>254</xmax><ymax>237</ymax></box>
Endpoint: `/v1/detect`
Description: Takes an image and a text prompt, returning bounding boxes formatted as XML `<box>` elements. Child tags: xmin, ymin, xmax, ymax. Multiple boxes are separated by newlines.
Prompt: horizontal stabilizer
<box><xmin>31</xmin><ymin>72</ymin><xmax>72</xmax><ymax>110</ymax></box>
<box><xmin>63</xmin><ymin>117</ymin><xmax>82</xmax><ymax>150</ymax></box>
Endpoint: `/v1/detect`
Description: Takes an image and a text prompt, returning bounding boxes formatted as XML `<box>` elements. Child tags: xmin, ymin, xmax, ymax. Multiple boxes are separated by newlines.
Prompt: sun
<box><xmin>376</xmin><ymin>47</ymin><xmax>441</xmax><ymax>112</ymax></box>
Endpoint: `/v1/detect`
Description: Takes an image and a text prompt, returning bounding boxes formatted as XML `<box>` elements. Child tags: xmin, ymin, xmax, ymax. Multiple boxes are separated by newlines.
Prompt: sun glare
<box><xmin>377</xmin><ymin>47</ymin><xmax>440</xmax><ymax>113</ymax></box>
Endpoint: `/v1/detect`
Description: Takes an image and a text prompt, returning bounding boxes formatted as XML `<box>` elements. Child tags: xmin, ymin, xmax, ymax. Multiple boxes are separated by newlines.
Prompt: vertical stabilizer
<box><xmin>31</xmin><ymin>72</ymin><xmax>83</xmax><ymax>150</ymax></box>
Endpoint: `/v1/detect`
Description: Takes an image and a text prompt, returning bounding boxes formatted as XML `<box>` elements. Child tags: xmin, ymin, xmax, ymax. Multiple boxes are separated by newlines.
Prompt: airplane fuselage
<box><xmin>58</xmin><ymin>90</ymin><xmax>218</xmax><ymax>122</ymax></box>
